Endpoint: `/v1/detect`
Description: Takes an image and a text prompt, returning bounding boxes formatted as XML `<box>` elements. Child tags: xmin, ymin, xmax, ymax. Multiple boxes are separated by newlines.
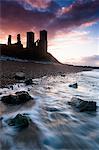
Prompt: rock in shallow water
<box><xmin>68</xmin><ymin>97</ymin><xmax>96</xmax><ymax>112</ymax></box>
<box><xmin>6</xmin><ymin>114</ymin><xmax>30</xmax><ymax>128</ymax></box>
<box><xmin>61</xmin><ymin>74</ymin><xmax>65</xmax><ymax>77</ymax></box>
<box><xmin>1</xmin><ymin>91</ymin><xmax>33</xmax><ymax>105</ymax></box>
<box><xmin>69</xmin><ymin>83</ymin><xmax>78</xmax><ymax>88</ymax></box>
<box><xmin>0</xmin><ymin>117</ymin><xmax>3</xmax><ymax>120</ymax></box>
<box><xmin>15</xmin><ymin>72</ymin><xmax>25</xmax><ymax>80</ymax></box>
<box><xmin>44</xmin><ymin>107</ymin><xmax>60</xmax><ymax>112</ymax></box>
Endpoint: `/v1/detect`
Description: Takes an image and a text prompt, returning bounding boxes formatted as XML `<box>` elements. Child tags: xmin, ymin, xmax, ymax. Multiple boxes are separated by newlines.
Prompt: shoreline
<box><xmin>0</xmin><ymin>63</ymin><xmax>99</xmax><ymax>149</ymax></box>
<box><xmin>0</xmin><ymin>60</ymin><xmax>92</xmax><ymax>87</ymax></box>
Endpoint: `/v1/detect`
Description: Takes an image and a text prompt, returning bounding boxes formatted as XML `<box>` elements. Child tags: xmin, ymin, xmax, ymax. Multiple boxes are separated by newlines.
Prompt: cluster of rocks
<box><xmin>0</xmin><ymin>73</ymin><xmax>35</xmax><ymax>129</ymax></box>
<box><xmin>0</xmin><ymin>78</ymin><xmax>97</xmax><ymax>131</ymax></box>
<box><xmin>1</xmin><ymin>91</ymin><xmax>33</xmax><ymax>105</ymax></box>
<box><xmin>1</xmin><ymin>91</ymin><xmax>34</xmax><ymax>129</ymax></box>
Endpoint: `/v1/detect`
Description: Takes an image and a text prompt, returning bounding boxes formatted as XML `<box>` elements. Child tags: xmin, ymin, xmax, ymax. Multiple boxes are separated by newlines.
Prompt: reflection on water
<box><xmin>0</xmin><ymin>70</ymin><xmax>99</xmax><ymax>150</ymax></box>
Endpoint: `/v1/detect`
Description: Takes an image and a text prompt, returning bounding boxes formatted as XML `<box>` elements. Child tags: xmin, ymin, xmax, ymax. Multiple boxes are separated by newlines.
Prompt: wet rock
<box><xmin>15</xmin><ymin>72</ymin><xmax>25</xmax><ymax>80</ymax></box>
<box><xmin>25</xmin><ymin>78</ymin><xmax>33</xmax><ymax>85</ymax></box>
<box><xmin>1</xmin><ymin>95</ymin><xmax>17</xmax><ymax>104</ymax></box>
<box><xmin>68</xmin><ymin>97</ymin><xmax>96</xmax><ymax>112</ymax></box>
<box><xmin>16</xmin><ymin>91</ymin><xmax>32</xmax><ymax>101</ymax></box>
<box><xmin>7</xmin><ymin>114</ymin><xmax>30</xmax><ymax>128</ymax></box>
<box><xmin>68</xmin><ymin>97</ymin><xmax>82</xmax><ymax>106</ymax></box>
<box><xmin>1</xmin><ymin>91</ymin><xmax>33</xmax><ymax>105</ymax></box>
<box><xmin>69</xmin><ymin>83</ymin><xmax>78</xmax><ymax>88</ymax></box>
<box><xmin>44</xmin><ymin>107</ymin><xmax>59</xmax><ymax>112</ymax></box>
<box><xmin>0</xmin><ymin>116</ymin><xmax>3</xmax><ymax>121</ymax></box>
<box><xmin>0</xmin><ymin>117</ymin><xmax>3</xmax><ymax>128</ymax></box>
<box><xmin>61</xmin><ymin>74</ymin><xmax>65</xmax><ymax>77</ymax></box>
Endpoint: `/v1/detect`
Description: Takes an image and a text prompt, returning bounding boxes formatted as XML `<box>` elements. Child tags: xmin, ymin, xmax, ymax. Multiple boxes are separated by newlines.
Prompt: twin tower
<box><xmin>8</xmin><ymin>30</ymin><xmax>47</xmax><ymax>58</ymax></box>
<box><xmin>27</xmin><ymin>30</ymin><xmax>47</xmax><ymax>57</ymax></box>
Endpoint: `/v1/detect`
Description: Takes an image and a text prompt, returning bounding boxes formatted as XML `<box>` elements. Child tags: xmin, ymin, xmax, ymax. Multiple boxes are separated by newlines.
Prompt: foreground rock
<box><xmin>7</xmin><ymin>114</ymin><xmax>30</xmax><ymax>128</ymax></box>
<box><xmin>0</xmin><ymin>116</ymin><xmax>3</xmax><ymax>128</ymax></box>
<box><xmin>15</xmin><ymin>72</ymin><xmax>25</xmax><ymax>80</ymax></box>
<box><xmin>1</xmin><ymin>91</ymin><xmax>33</xmax><ymax>105</ymax></box>
<box><xmin>69</xmin><ymin>83</ymin><xmax>78</xmax><ymax>88</ymax></box>
<box><xmin>68</xmin><ymin>97</ymin><xmax>96</xmax><ymax>112</ymax></box>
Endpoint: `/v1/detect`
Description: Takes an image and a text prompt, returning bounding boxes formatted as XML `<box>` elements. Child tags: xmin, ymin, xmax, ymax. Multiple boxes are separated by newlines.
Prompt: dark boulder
<box><xmin>69</xmin><ymin>83</ymin><xmax>78</xmax><ymax>88</ymax></box>
<box><xmin>68</xmin><ymin>97</ymin><xmax>96</xmax><ymax>112</ymax></box>
<box><xmin>25</xmin><ymin>78</ymin><xmax>33</xmax><ymax>85</ymax></box>
<box><xmin>0</xmin><ymin>117</ymin><xmax>3</xmax><ymax>121</ymax></box>
<box><xmin>0</xmin><ymin>117</ymin><xmax>3</xmax><ymax>128</ymax></box>
<box><xmin>1</xmin><ymin>91</ymin><xmax>33</xmax><ymax>105</ymax></box>
<box><xmin>61</xmin><ymin>74</ymin><xmax>65</xmax><ymax>77</ymax></box>
<box><xmin>15</xmin><ymin>72</ymin><xmax>25</xmax><ymax>80</ymax></box>
<box><xmin>7</xmin><ymin>114</ymin><xmax>30</xmax><ymax>128</ymax></box>
<box><xmin>1</xmin><ymin>94</ymin><xmax>17</xmax><ymax>104</ymax></box>
<box><xmin>15</xmin><ymin>91</ymin><xmax>32</xmax><ymax>101</ymax></box>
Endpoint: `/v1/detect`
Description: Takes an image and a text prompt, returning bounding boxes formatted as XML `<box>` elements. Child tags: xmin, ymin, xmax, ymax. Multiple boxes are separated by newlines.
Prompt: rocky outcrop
<box><xmin>68</xmin><ymin>97</ymin><xmax>96</xmax><ymax>112</ymax></box>
<box><xmin>6</xmin><ymin>114</ymin><xmax>30</xmax><ymax>128</ymax></box>
<box><xmin>1</xmin><ymin>91</ymin><xmax>33</xmax><ymax>105</ymax></box>
<box><xmin>69</xmin><ymin>83</ymin><xmax>78</xmax><ymax>88</ymax></box>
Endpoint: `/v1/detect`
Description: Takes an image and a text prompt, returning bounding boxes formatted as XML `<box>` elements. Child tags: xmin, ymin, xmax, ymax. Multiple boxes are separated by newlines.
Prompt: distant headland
<box><xmin>0</xmin><ymin>30</ymin><xmax>59</xmax><ymax>63</ymax></box>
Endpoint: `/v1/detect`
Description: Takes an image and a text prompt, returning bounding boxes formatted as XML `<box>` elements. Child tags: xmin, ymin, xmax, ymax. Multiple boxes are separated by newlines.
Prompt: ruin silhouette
<box><xmin>0</xmin><ymin>30</ymin><xmax>48</xmax><ymax>60</ymax></box>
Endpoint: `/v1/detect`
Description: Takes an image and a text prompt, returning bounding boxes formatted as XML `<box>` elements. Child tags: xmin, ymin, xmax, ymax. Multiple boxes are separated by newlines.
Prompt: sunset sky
<box><xmin>0</xmin><ymin>0</ymin><xmax>99</xmax><ymax>66</ymax></box>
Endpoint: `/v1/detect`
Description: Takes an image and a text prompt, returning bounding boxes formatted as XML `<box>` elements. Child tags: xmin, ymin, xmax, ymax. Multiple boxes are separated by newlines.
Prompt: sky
<box><xmin>0</xmin><ymin>0</ymin><xmax>99</xmax><ymax>66</ymax></box>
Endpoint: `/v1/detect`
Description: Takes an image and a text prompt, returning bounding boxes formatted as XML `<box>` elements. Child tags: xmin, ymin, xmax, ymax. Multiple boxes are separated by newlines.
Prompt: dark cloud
<box><xmin>47</xmin><ymin>0</ymin><xmax>99</xmax><ymax>32</ymax></box>
<box><xmin>0</xmin><ymin>0</ymin><xmax>55</xmax><ymax>34</ymax></box>
<box><xmin>0</xmin><ymin>0</ymin><xmax>99</xmax><ymax>36</ymax></box>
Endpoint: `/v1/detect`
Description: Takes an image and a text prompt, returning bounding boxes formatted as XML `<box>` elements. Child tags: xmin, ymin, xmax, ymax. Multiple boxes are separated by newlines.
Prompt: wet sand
<box><xmin>0</xmin><ymin>60</ymin><xmax>91</xmax><ymax>87</ymax></box>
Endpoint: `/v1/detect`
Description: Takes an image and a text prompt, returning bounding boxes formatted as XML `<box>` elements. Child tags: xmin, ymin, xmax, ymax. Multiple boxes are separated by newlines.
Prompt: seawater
<box><xmin>0</xmin><ymin>70</ymin><xmax>99</xmax><ymax>150</ymax></box>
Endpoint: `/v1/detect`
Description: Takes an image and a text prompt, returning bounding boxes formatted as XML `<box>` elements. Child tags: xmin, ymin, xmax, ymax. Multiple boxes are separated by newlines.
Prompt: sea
<box><xmin>0</xmin><ymin>69</ymin><xmax>99</xmax><ymax>150</ymax></box>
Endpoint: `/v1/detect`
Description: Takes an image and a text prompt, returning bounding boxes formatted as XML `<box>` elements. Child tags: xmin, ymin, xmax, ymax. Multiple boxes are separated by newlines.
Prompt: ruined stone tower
<box><xmin>8</xmin><ymin>35</ymin><xmax>11</xmax><ymax>46</ymax></box>
<box><xmin>40</xmin><ymin>30</ymin><xmax>47</xmax><ymax>56</ymax></box>
<box><xmin>17</xmin><ymin>34</ymin><xmax>21</xmax><ymax>45</ymax></box>
<box><xmin>27</xmin><ymin>32</ymin><xmax>34</xmax><ymax>49</ymax></box>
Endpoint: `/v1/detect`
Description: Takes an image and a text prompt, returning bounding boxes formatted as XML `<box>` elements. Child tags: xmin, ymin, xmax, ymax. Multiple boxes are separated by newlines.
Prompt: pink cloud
<box><xmin>23</xmin><ymin>0</ymin><xmax>50</xmax><ymax>9</ymax></box>
<box><xmin>80</xmin><ymin>21</ymin><xmax>97</xmax><ymax>27</ymax></box>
